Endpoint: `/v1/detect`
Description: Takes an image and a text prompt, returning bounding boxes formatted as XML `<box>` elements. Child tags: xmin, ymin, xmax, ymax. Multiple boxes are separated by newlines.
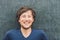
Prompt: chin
<box><xmin>22</xmin><ymin>26</ymin><xmax>31</xmax><ymax>29</ymax></box>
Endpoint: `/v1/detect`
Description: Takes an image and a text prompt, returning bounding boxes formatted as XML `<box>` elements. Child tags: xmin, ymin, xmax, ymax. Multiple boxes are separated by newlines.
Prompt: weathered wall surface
<box><xmin>0</xmin><ymin>0</ymin><xmax>60</xmax><ymax>40</ymax></box>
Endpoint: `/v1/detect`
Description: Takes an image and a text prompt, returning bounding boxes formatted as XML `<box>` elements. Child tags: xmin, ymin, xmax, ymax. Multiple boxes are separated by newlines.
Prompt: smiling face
<box><xmin>18</xmin><ymin>10</ymin><xmax>34</xmax><ymax>29</ymax></box>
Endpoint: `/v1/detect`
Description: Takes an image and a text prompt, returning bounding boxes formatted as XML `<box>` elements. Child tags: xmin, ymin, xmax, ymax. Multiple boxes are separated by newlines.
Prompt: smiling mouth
<box><xmin>24</xmin><ymin>22</ymin><xmax>30</xmax><ymax>25</ymax></box>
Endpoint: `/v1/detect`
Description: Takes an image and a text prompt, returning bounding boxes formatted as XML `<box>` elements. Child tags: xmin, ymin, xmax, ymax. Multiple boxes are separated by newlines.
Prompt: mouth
<box><xmin>24</xmin><ymin>22</ymin><xmax>30</xmax><ymax>25</ymax></box>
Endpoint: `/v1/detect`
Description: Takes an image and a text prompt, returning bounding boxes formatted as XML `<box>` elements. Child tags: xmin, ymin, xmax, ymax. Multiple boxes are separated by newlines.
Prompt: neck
<box><xmin>20</xmin><ymin>27</ymin><xmax>32</xmax><ymax>38</ymax></box>
<box><xmin>21</xmin><ymin>27</ymin><xmax>32</xmax><ymax>33</ymax></box>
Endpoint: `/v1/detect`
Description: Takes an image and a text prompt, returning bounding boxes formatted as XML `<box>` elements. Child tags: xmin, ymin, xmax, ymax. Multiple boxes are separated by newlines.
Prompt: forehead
<box><xmin>21</xmin><ymin>10</ymin><xmax>32</xmax><ymax>15</ymax></box>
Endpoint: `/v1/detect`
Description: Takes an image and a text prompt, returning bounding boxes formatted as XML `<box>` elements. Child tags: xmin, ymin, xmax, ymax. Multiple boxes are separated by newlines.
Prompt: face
<box><xmin>18</xmin><ymin>10</ymin><xmax>34</xmax><ymax>29</ymax></box>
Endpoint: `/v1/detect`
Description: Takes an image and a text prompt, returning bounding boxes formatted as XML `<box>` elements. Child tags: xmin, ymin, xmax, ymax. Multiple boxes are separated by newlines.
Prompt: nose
<box><xmin>25</xmin><ymin>16</ymin><xmax>29</xmax><ymax>21</ymax></box>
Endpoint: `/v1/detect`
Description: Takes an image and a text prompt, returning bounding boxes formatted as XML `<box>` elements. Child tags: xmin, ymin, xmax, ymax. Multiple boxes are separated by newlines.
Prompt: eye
<box><xmin>28</xmin><ymin>15</ymin><xmax>33</xmax><ymax>18</ymax></box>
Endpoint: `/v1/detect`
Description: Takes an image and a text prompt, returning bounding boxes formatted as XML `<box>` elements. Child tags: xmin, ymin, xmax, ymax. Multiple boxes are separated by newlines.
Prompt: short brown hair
<box><xmin>16</xmin><ymin>6</ymin><xmax>36</xmax><ymax>21</ymax></box>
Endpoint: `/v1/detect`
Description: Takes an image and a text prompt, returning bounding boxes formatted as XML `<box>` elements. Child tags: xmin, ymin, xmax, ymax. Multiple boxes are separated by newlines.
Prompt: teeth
<box><xmin>24</xmin><ymin>22</ymin><xmax>29</xmax><ymax>25</ymax></box>
<box><xmin>25</xmin><ymin>23</ymin><xmax>28</xmax><ymax>24</ymax></box>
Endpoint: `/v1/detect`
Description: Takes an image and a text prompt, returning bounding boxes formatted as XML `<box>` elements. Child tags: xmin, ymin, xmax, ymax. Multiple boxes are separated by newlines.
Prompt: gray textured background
<box><xmin>0</xmin><ymin>0</ymin><xmax>60</xmax><ymax>40</ymax></box>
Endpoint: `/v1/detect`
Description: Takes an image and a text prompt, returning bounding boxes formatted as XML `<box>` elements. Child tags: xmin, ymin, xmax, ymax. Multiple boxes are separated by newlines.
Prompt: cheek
<box><xmin>28</xmin><ymin>18</ymin><xmax>34</xmax><ymax>22</ymax></box>
<box><xmin>29</xmin><ymin>19</ymin><xmax>34</xmax><ymax>23</ymax></box>
<box><xmin>18</xmin><ymin>18</ymin><xmax>24</xmax><ymax>23</ymax></box>
<box><xmin>19</xmin><ymin>19</ymin><xmax>24</xmax><ymax>23</ymax></box>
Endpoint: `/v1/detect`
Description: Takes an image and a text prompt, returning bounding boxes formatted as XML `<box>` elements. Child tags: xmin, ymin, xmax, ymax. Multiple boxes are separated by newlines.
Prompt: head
<box><xmin>16</xmin><ymin>6</ymin><xmax>35</xmax><ymax>29</ymax></box>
